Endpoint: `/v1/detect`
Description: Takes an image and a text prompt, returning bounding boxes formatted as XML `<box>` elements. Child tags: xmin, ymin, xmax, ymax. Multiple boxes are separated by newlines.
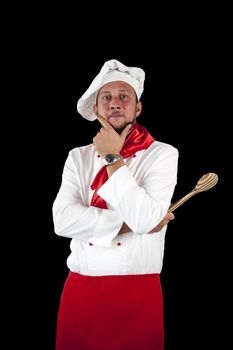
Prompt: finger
<box><xmin>166</xmin><ymin>212</ymin><xmax>175</xmax><ymax>221</ymax></box>
<box><xmin>97</xmin><ymin>115</ymin><xmax>112</xmax><ymax>129</ymax></box>
<box><xmin>149</xmin><ymin>224</ymin><xmax>162</xmax><ymax>233</ymax></box>
<box><xmin>120</xmin><ymin>123</ymin><xmax>133</xmax><ymax>139</ymax></box>
<box><xmin>162</xmin><ymin>213</ymin><xmax>174</xmax><ymax>226</ymax></box>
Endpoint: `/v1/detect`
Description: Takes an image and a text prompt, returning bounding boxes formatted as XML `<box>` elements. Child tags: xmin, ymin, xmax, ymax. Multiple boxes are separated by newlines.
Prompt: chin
<box><xmin>113</xmin><ymin>123</ymin><xmax>127</xmax><ymax>133</ymax></box>
<box><xmin>113</xmin><ymin>119</ymin><xmax>136</xmax><ymax>133</ymax></box>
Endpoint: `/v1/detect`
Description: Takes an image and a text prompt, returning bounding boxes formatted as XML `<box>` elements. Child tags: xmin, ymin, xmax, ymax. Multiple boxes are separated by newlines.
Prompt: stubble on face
<box><xmin>111</xmin><ymin>117</ymin><xmax>137</xmax><ymax>134</ymax></box>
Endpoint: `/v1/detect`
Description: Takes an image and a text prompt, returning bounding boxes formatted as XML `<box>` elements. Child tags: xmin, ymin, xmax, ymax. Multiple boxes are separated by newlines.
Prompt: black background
<box><xmin>9</xmin><ymin>11</ymin><xmax>229</xmax><ymax>350</ymax></box>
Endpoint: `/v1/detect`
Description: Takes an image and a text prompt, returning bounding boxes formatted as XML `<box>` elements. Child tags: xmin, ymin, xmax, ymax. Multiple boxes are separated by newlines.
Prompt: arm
<box><xmin>98</xmin><ymin>146</ymin><xmax>178</xmax><ymax>234</ymax></box>
<box><xmin>52</xmin><ymin>151</ymin><xmax>124</xmax><ymax>247</ymax></box>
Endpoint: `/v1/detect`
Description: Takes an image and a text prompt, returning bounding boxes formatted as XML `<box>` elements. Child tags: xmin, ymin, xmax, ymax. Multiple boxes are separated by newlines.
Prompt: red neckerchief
<box><xmin>90</xmin><ymin>123</ymin><xmax>154</xmax><ymax>209</ymax></box>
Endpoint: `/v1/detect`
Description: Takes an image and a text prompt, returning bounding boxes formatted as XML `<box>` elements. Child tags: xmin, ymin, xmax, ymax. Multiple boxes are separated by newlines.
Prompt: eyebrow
<box><xmin>99</xmin><ymin>89</ymin><xmax>130</xmax><ymax>95</ymax></box>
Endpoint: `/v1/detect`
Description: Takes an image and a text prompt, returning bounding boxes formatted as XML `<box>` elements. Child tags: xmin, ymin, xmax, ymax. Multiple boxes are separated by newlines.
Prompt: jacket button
<box><xmin>117</xmin><ymin>242</ymin><xmax>122</xmax><ymax>246</ymax></box>
<box><xmin>89</xmin><ymin>242</ymin><xmax>93</xmax><ymax>246</ymax></box>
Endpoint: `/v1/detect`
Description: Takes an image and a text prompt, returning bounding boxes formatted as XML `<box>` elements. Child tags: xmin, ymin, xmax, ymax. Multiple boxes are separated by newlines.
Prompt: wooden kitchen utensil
<box><xmin>168</xmin><ymin>173</ymin><xmax>218</xmax><ymax>213</ymax></box>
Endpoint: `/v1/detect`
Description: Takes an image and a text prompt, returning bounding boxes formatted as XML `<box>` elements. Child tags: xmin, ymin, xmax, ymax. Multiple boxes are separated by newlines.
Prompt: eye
<box><xmin>102</xmin><ymin>95</ymin><xmax>111</xmax><ymax>101</ymax></box>
<box><xmin>120</xmin><ymin>94</ymin><xmax>128</xmax><ymax>100</ymax></box>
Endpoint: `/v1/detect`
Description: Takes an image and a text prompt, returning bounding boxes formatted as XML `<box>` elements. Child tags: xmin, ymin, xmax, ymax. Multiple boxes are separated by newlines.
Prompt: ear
<box><xmin>135</xmin><ymin>101</ymin><xmax>142</xmax><ymax>118</ymax></box>
<box><xmin>93</xmin><ymin>105</ymin><xmax>98</xmax><ymax>115</ymax></box>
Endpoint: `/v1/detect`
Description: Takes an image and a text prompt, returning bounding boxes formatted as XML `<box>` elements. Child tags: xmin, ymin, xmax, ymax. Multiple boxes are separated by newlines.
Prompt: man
<box><xmin>53</xmin><ymin>59</ymin><xmax>178</xmax><ymax>350</ymax></box>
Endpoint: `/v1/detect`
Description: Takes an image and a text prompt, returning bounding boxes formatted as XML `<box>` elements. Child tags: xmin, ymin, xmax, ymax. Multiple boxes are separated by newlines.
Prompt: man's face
<box><xmin>93</xmin><ymin>81</ymin><xmax>142</xmax><ymax>132</ymax></box>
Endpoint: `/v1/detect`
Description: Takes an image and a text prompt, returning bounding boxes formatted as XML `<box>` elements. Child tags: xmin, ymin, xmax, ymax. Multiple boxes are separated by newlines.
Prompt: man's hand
<box><xmin>93</xmin><ymin>116</ymin><xmax>132</xmax><ymax>158</ymax></box>
<box><xmin>148</xmin><ymin>212</ymin><xmax>175</xmax><ymax>233</ymax></box>
<box><xmin>118</xmin><ymin>212</ymin><xmax>175</xmax><ymax>235</ymax></box>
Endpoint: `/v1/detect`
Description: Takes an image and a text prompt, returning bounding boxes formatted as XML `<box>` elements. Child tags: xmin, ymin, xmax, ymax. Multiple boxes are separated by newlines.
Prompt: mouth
<box><xmin>108</xmin><ymin>114</ymin><xmax>124</xmax><ymax>119</ymax></box>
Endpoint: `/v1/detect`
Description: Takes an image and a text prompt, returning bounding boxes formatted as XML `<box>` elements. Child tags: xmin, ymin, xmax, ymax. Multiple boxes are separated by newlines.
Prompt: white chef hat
<box><xmin>77</xmin><ymin>59</ymin><xmax>145</xmax><ymax>121</ymax></box>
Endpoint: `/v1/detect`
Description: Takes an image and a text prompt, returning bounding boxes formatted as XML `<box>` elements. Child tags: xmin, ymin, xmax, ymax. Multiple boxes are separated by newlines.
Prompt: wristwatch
<box><xmin>103</xmin><ymin>154</ymin><xmax>123</xmax><ymax>166</ymax></box>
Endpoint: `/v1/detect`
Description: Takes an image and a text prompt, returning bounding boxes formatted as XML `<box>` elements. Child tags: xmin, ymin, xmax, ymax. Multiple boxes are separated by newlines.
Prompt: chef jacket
<box><xmin>52</xmin><ymin>140</ymin><xmax>178</xmax><ymax>276</ymax></box>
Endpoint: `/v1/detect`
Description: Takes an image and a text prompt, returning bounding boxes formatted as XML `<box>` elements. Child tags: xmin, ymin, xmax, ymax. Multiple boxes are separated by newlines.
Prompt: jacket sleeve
<box><xmin>52</xmin><ymin>152</ymin><xmax>124</xmax><ymax>247</ymax></box>
<box><xmin>97</xmin><ymin>145</ymin><xmax>179</xmax><ymax>234</ymax></box>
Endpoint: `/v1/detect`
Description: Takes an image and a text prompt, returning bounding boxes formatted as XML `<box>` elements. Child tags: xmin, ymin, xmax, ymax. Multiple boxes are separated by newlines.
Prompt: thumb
<box><xmin>168</xmin><ymin>212</ymin><xmax>175</xmax><ymax>220</ymax></box>
<box><xmin>120</xmin><ymin>123</ymin><xmax>133</xmax><ymax>139</ymax></box>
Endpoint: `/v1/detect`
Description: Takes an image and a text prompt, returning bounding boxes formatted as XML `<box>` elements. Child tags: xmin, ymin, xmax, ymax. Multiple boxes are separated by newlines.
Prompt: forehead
<box><xmin>98</xmin><ymin>81</ymin><xmax>135</xmax><ymax>95</ymax></box>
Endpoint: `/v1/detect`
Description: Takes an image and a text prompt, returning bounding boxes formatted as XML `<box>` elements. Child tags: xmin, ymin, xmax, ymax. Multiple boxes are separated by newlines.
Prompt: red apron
<box><xmin>56</xmin><ymin>271</ymin><xmax>164</xmax><ymax>350</ymax></box>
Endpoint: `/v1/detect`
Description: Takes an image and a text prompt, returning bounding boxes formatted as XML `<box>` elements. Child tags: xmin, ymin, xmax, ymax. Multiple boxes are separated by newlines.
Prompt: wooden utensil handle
<box><xmin>168</xmin><ymin>190</ymin><xmax>196</xmax><ymax>213</ymax></box>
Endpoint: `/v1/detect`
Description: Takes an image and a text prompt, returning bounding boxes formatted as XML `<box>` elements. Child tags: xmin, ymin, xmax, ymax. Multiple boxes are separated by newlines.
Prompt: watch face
<box><xmin>105</xmin><ymin>154</ymin><xmax>115</xmax><ymax>163</ymax></box>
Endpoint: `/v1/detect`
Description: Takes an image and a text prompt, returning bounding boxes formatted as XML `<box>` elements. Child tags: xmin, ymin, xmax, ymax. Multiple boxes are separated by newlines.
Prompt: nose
<box><xmin>110</xmin><ymin>96</ymin><xmax>121</xmax><ymax>110</ymax></box>
<box><xmin>110</xmin><ymin>105</ymin><xmax>121</xmax><ymax>110</ymax></box>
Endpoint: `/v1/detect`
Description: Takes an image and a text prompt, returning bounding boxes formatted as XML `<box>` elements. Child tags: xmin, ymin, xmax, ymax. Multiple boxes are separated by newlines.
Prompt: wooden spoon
<box><xmin>168</xmin><ymin>173</ymin><xmax>218</xmax><ymax>213</ymax></box>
